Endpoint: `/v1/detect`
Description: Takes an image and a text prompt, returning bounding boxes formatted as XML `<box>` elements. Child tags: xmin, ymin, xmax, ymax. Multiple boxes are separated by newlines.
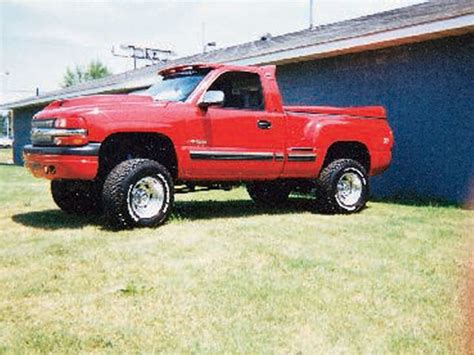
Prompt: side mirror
<box><xmin>198</xmin><ymin>90</ymin><xmax>224</xmax><ymax>108</ymax></box>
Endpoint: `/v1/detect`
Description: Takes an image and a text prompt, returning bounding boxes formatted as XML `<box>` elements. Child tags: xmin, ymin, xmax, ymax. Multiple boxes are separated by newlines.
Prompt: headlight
<box><xmin>31</xmin><ymin>117</ymin><xmax>88</xmax><ymax>146</ymax></box>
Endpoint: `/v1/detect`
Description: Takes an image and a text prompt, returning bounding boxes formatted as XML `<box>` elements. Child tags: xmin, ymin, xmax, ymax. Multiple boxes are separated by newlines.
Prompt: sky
<box><xmin>0</xmin><ymin>0</ymin><xmax>424</xmax><ymax>104</ymax></box>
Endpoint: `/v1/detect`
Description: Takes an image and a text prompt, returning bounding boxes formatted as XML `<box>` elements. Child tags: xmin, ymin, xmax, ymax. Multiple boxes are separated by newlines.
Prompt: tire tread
<box><xmin>316</xmin><ymin>159</ymin><xmax>368</xmax><ymax>214</ymax></box>
<box><xmin>51</xmin><ymin>180</ymin><xmax>102</xmax><ymax>215</ymax></box>
<box><xmin>102</xmin><ymin>159</ymin><xmax>173</xmax><ymax>228</ymax></box>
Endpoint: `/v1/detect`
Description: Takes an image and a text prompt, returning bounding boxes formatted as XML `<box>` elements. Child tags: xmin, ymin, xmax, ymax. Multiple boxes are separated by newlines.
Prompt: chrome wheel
<box><xmin>128</xmin><ymin>176</ymin><xmax>165</xmax><ymax>220</ymax></box>
<box><xmin>335</xmin><ymin>171</ymin><xmax>363</xmax><ymax>207</ymax></box>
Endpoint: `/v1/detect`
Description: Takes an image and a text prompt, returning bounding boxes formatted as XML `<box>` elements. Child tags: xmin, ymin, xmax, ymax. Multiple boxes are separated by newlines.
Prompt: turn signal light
<box><xmin>54</xmin><ymin>136</ymin><xmax>88</xmax><ymax>146</ymax></box>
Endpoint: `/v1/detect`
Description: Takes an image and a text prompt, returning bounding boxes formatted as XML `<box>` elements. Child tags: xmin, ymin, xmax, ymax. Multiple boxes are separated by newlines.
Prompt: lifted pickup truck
<box><xmin>24</xmin><ymin>63</ymin><xmax>393</xmax><ymax>228</ymax></box>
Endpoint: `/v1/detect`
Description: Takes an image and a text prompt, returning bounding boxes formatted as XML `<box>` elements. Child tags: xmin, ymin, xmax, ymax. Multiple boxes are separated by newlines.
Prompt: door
<box><xmin>186</xmin><ymin>70</ymin><xmax>285</xmax><ymax>180</ymax></box>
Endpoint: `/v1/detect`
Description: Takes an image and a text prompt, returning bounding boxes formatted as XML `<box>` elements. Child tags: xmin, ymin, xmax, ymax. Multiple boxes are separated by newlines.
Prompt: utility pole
<box><xmin>202</xmin><ymin>22</ymin><xmax>206</xmax><ymax>53</ymax></box>
<box><xmin>309</xmin><ymin>0</ymin><xmax>314</xmax><ymax>29</ymax></box>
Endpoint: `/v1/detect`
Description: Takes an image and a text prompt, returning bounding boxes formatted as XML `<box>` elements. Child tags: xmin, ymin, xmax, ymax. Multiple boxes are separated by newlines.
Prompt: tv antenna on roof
<box><xmin>112</xmin><ymin>44</ymin><xmax>176</xmax><ymax>70</ymax></box>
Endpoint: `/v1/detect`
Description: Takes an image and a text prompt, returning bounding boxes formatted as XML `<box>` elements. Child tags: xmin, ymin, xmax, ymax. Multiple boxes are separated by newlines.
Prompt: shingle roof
<box><xmin>2</xmin><ymin>0</ymin><xmax>473</xmax><ymax>110</ymax></box>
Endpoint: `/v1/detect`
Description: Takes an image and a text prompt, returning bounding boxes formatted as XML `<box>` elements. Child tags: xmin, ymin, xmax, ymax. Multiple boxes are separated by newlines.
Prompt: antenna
<box><xmin>309</xmin><ymin>0</ymin><xmax>314</xmax><ymax>29</ymax></box>
<box><xmin>112</xmin><ymin>44</ymin><xmax>176</xmax><ymax>69</ymax></box>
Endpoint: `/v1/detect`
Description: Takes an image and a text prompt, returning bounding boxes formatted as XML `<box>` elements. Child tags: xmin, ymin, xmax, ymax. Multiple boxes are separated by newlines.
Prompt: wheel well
<box><xmin>98</xmin><ymin>133</ymin><xmax>178</xmax><ymax>179</ymax></box>
<box><xmin>323</xmin><ymin>141</ymin><xmax>370</xmax><ymax>171</ymax></box>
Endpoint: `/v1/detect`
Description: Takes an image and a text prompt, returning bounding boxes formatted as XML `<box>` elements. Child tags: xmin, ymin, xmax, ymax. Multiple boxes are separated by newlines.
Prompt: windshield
<box><xmin>142</xmin><ymin>69</ymin><xmax>210</xmax><ymax>102</ymax></box>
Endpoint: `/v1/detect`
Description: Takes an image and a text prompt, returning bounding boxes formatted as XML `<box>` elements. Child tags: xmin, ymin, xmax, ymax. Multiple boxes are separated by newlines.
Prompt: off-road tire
<box><xmin>51</xmin><ymin>179</ymin><xmax>103</xmax><ymax>215</ymax></box>
<box><xmin>315</xmin><ymin>159</ymin><xmax>368</xmax><ymax>214</ymax></box>
<box><xmin>102</xmin><ymin>159</ymin><xmax>174</xmax><ymax>229</ymax></box>
<box><xmin>246</xmin><ymin>181</ymin><xmax>291</xmax><ymax>207</ymax></box>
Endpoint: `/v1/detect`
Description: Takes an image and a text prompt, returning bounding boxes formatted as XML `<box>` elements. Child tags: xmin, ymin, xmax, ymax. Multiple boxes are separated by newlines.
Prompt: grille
<box><xmin>31</xmin><ymin>119</ymin><xmax>56</xmax><ymax>145</ymax></box>
<box><xmin>31</xmin><ymin>119</ymin><xmax>55</xmax><ymax>129</ymax></box>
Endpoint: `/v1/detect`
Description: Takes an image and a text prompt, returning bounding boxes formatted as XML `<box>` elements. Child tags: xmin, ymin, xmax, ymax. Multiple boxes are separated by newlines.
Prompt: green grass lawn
<box><xmin>0</xmin><ymin>148</ymin><xmax>13</xmax><ymax>164</ymax></box>
<box><xmin>0</xmin><ymin>164</ymin><xmax>471</xmax><ymax>353</ymax></box>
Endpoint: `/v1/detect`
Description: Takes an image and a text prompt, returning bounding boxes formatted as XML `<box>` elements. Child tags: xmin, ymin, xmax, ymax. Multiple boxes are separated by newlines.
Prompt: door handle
<box><xmin>257</xmin><ymin>120</ymin><xmax>272</xmax><ymax>130</ymax></box>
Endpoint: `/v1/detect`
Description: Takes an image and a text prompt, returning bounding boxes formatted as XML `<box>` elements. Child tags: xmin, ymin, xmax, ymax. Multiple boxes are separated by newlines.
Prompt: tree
<box><xmin>62</xmin><ymin>60</ymin><xmax>112</xmax><ymax>88</ymax></box>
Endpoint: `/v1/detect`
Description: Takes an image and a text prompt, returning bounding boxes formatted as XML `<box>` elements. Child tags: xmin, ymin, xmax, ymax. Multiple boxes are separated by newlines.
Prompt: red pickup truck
<box><xmin>24</xmin><ymin>63</ymin><xmax>393</xmax><ymax>228</ymax></box>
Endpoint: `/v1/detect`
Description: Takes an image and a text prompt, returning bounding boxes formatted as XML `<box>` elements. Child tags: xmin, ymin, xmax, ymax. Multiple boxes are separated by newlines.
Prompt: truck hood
<box><xmin>44</xmin><ymin>94</ymin><xmax>154</xmax><ymax>110</ymax></box>
<box><xmin>35</xmin><ymin>94</ymin><xmax>170</xmax><ymax>120</ymax></box>
<box><xmin>284</xmin><ymin>105</ymin><xmax>386</xmax><ymax>119</ymax></box>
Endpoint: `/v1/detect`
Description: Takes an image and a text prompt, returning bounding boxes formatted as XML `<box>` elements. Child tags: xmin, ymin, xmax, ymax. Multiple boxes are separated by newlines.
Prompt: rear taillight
<box><xmin>31</xmin><ymin>117</ymin><xmax>88</xmax><ymax>146</ymax></box>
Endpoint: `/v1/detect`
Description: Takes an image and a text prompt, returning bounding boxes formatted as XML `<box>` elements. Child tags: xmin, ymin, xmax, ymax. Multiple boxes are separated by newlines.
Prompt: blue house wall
<box><xmin>277</xmin><ymin>33</ymin><xmax>474</xmax><ymax>203</ymax></box>
<box><xmin>13</xmin><ymin>106</ymin><xmax>43</xmax><ymax>165</ymax></box>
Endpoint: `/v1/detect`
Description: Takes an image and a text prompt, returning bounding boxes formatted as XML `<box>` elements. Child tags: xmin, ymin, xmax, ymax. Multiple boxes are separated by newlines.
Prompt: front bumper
<box><xmin>23</xmin><ymin>143</ymin><xmax>100</xmax><ymax>180</ymax></box>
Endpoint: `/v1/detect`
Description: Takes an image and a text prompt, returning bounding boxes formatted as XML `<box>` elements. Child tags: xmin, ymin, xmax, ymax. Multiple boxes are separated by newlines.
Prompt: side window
<box><xmin>207</xmin><ymin>71</ymin><xmax>264</xmax><ymax>110</ymax></box>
